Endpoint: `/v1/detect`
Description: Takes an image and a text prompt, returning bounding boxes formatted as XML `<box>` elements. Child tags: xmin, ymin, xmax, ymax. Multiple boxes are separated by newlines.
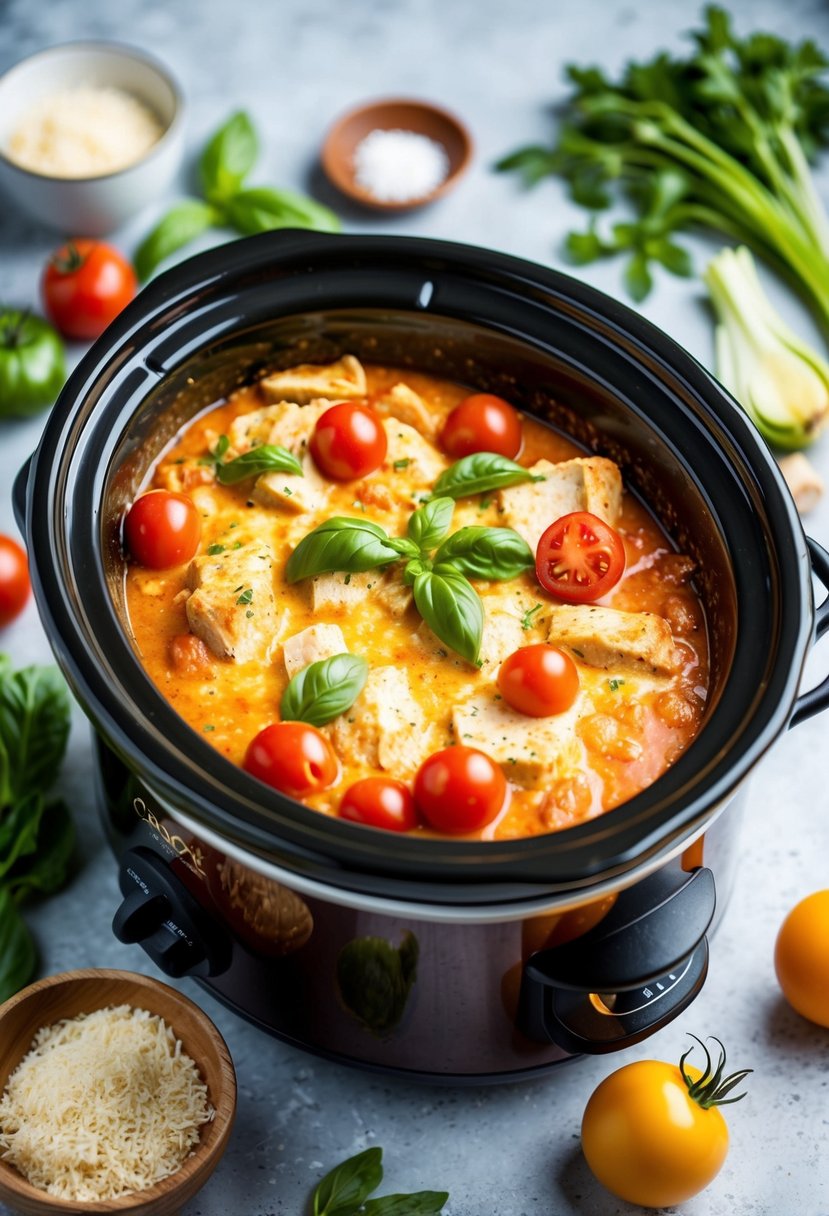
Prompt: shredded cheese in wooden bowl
<box><xmin>0</xmin><ymin>1004</ymin><xmax>214</xmax><ymax>1202</ymax></box>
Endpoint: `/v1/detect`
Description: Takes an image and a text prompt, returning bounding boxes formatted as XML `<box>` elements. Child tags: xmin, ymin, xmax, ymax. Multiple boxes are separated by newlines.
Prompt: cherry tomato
<box><xmin>775</xmin><ymin>889</ymin><xmax>829</xmax><ymax>1027</ymax></box>
<box><xmin>309</xmin><ymin>401</ymin><xmax>387</xmax><ymax>480</ymax></box>
<box><xmin>0</xmin><ymin>535</ymin><xmax>31</xmax><ymax>626</ymax></box>
<box><xmin>497</xmin><ymin>644</ymin><xmax>579</xmax><ymax>717</ymax></box>
<box><xmin>440</xmin><ymin>393</ymin><xmax>523</xmax><ymax>459</ymax></box>
<box><xmin>243</xmin><ymin>722</ymin><xmax>338</xmax><ymax>797</ymax></box>
<box><xmin>340</xmin><ymin>777</ymin><xmax>417</xmax><ymax>832</ymax></box>
<box><xmin>535</xmin><ymin>510</ymin><xmax>625</xmax><ymax>603</ymax></box>
<box><xmin>581</xmin><ymin>1038</ymin><xmax>749</xmax><ymax>1209</ymax></box>
<box><xmin>414</xmin><ymin>745</ymin><xmax>506</xmax><ymax>834</ymax></box>
<box><xmin>42</xmin><ymin>239</ymin><xmax>137</xmax><ymax>341</ymax></box>
<box><xmin>124</xmin><ymin>490</ymin><xmax>202</xmax><ymax>569</ymax></box>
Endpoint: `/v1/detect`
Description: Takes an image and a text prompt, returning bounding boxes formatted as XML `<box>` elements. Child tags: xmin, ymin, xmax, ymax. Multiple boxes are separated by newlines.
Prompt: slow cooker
<box><xmin>14</xmin><ymin>232</ymin><xmax>829</xmax><ymax>1082</ymax></box>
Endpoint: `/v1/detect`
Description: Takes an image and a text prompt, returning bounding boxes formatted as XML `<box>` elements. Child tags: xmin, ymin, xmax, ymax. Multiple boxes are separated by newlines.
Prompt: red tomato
<box><xmin>309</xmin><ymin>401</ymin><xmax>387</xmax><ymax>480</ymax></box>
<box><xmin>440</xmin><ymin>393</ymin><xmax>523</xmax><ymax>459</ymax></box>
<box><xmin>42</xmin><ymin>239</ymin><xmax>137</xmax><ymax>341</ymax></box>
<box><xmin>536</xmin><ymin>511</ymin><xmax>625</xmax><ymax>603</ymax></box>
<box><xmin>124</xmin><ymin>490</ymin><xmax>202</xmax><ymax>569</ymax></box>
<box><xmin>414</xmin><ymin>745</ymin><xmax>507</xmax><ymax>834</ymax></box>
<box><xmin>497</xmin><ymin>644</ymin><xmax>579</xmax><ymax>717</ymax></box>
<box><xmin>340</xmin><ymin>777</ymin><xmax>418</xmax><ymax>832</ymax></box>
<box><xmin>243</xmin><ymin>722</ymin><xmax>338</xmax><ymax>797</ymax></box>
<box><xmin>0</xmin><ymin>535</ymin><xmax>31</xmax><ymax>626</ymax></box>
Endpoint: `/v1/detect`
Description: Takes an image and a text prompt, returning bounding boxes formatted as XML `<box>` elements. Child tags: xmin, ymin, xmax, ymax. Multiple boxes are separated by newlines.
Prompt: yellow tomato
<box><xmin>581</xmin><ymin>1039</ymin><xmax>749</xmax><ymax>1209</ymax></box>
<box><xmin>775</xmin><ymin>889</ymin><xmax>829</xmax><ymax>1027</ymax></box>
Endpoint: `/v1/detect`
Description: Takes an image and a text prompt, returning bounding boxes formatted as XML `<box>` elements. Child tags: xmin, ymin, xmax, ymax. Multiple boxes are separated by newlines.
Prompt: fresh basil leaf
<box><xmin>413</xmin><ymin>567</ymin><xmax>484</xmax><ymax>664</ymax></box>
<box><xmin>7</xmin><ymin>800</ymin><xmax>74</xmax><ymax>902</ymax></box>
<box><xmin>216</xmin><ymin>444</ymin><xmax>303</xmax><ymax>484</ymax></box>
<box><xmin>408</xmin><ymin>497</ymin><xmax>454</xmax><ymax>552</ymax></box>
<box><xmin>363</xmin><ymin>1192</ymin><xmax>449</xmax><ymax>1215</ymax></box>
<box><xmin>133</xmin><ymin>200</ymin><xmax>219</xmax><ymax>281</ymax></box>
<box><xmin>403</xmin><ymin>557</ymin><xmax>430</xmax><ymax>586</ymax></box>
<box><xmin>286</xmin><ymin>518</ymin><xmax>400</xmax><ymax>583</ymax></box>
<box><xmin>0</xmin><ymin>663</ymin><xmax>70</xmax><ymax>808</ymax></box>
<box><xmin>0</xmin><ymin>793</ymin><xmax>46</xmax><ymax>879</ymax></box>
<box><xmin>431</xmin><ymin>453</ymin><xmax>536</xmax><ymax>501</ymax></box>
<box><xmin>0</xmin><ymin>886</ymin><xmax>36</xmax><ymax>1003</ymax></box>
<box><xmin>227</xmin><ymin>187</ymin><xmax>341</xmax><ymax>236</ymax></box>
<box><xmin>200</xmin><ymin>111</ymin><xmax>259</xmax><ymax>203</ymax></box>
<box><xmin>281</xmin><ymin>654</ymin><xmax>368</xmax><ymax>728</ymax></box>
<box><xmin>384</xmin><ymin>537</ymin><xmax>421</xmax><ymax>558</ymax></box>
<box><xmin>313</xmin><ymin>1146</ymin><xmax>383</xmax><ymax>1216</ymax></box>
<box><xmin>435</xmin><ymin>526</ymin><xmax>534</xmax><ymax>581</ymax></box>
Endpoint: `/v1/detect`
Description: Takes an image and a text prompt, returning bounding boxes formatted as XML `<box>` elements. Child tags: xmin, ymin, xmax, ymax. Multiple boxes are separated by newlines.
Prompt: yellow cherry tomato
<box><xmin>581</xmin><ymin>1038</ymin><xmax>750</xmax><ymax>1209</ymax></box>
<box><xmin>775</xmin><ymin>889</ymin><xmax>829</xmax><ymax>1027</ymax></box>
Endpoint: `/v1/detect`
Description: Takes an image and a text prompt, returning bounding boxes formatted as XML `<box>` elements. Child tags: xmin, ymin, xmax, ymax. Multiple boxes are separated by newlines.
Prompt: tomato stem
<box><xmin>679</xmin><ymin>1035</ymin><xmax>752</xmax><ymax>1109</ymax></box>
<box><xmin>50</xmin><ymin>241</ymin><xmax>86</xmax><ymax>275</ymax></box>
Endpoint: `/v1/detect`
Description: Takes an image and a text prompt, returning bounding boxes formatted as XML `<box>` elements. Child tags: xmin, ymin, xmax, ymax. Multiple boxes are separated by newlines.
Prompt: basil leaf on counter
<box><xmin>435</xmin><ymin>526</ymin><xmax>535</xmax><ymax>581</ymax></box>
<box><xmin>200</xmin><ymin>110</ymin><xmax>258</xmax><ymax>203</ymax></box>
<box><xmin>407</xmin><ymin>497</ymin><xmax>454</xmax><ymax>552</ymax></box>
<box><xmin>285</xmin><ymin>518</ymin><xmax>400</xmax><ymax>583</ymax></box>
<box><xmin>134</xmin><ymin>201</ymin><xmax>219</xmax><ymax>282</ymax></box>
<box><xmin>0</xmin><ymin>663</ymin><xmax>70</xmax><ymax>808</ymax></box>
<box><xmin>312</xmin><ymin>1146</ymin><xmax>384</xmax><ymax>1216</ymax></box>
<box><xmin>413</xmin><ymin>565</ymin><xmax>484</xmax><ymax>665</ymax></box>
<box><xmin>281</xmin><ymin>654</ymin><xmax>368</xmax><ymax>728</ymax></box>
<box><xmin>6</xmin><ymin>799</ymin><xmax>74</xmax><ymax>902</ymax></box>
<box><xmin>431</xmin><ymin>452</ymin><xmax>539</xmax><ymax>500</ymax></box>
<box><xmin>0</xmin><ymin>792</ymin><xmax>45</xmax><ymax>879</ymax></box>
<box><xmin>216</xmin><ymin>443</ymin><xmax>303</xmax><ymax>484</ymax></box>
<box><xmin>363</xmin><ymin>1193</ymin><xmax>449</xmax><ymax>1215</ymax></box>
<box><xmin>0</xmin><ymin>886</ymin><xmax>36</xmax><ymax>1004</ymax></box>
<box><xmin>227</xmin><ymin>187</ymin><xmax>341</xmax><ymax>236</ymax></box>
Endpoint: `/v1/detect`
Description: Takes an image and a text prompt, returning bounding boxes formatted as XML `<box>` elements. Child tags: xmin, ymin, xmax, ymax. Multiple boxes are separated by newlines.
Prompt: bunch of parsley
<box><xmin>497</xmin><ymin>6</ymin><xmax>829</xmax><ymax>322</ymax></box>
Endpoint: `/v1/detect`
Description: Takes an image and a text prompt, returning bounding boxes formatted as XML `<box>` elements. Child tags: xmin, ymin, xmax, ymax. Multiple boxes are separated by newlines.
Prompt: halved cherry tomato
<box><xmin>42</xmin><ymin>239</ymin><xmax>137</xmax><ymax>341</ymax></box>
<box><xmin>536</xmin><ymin>510</ymin><xmax>625</xmax><ymax>603</ymax></box>
<box><xmin>124</xmin><ymin>490</ymin><xmax>202</xmax><ymax>569</ymax></box>
<box><xmin>581</xmin><ymin>1038</ymin><xmax>749</xmax><ymax>1209</ymax></box>
<box><xmin>774</xmin><ymin>889</ymin><xmax>829</xmax><ymax>1027</ymax></box>
<box><xmin>0</xmin><ymin>535</ymin><xmax>31</xmax><ymax>626</ymax></box>
<box><xmin>340</xmin><ymin>777</ymin><xmax>418</xmax><ymax>832</ymax></box>
<box><xmin>497</xmin><ymin>644</ymin><xmax>579</xmax><ymax>717</ymax></box>
<box><xmin>414</xmin><ymin>745</ymin><xmax>506</xmax><ymax>834</ymax></box>
<box><xmin>440</xmin><ymin>393</ymin><xmax>522</xmax><ymax>459</ymax></box>
<box><xmin>310</xmin><ymin>401</ymin><xmax>387</xmax><ymax>480</ymax></box>
<box><xmin>244</xmin><ymin>722</ymin><xmax>338</xmax><ymax>797</ymax></box>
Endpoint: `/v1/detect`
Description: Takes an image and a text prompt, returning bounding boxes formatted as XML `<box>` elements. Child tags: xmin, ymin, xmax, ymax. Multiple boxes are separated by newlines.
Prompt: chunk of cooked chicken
<box><xmin>372</xmin><ymin>382</ymin><xmax>441</xmax><ymax>438</ymax></box>
<box><xmin>252</xmin><ymin>453</ymin><xmax>332</xmax><ymax>515</ymax></box>
<box><xmin>282</xmin><ymin>623</ymin><xmax>347</xmax><ymax>679</ymax></box>
<box><xmin>546</xmin><ymin>604</ymin><xmax>677</xmax><ymax>675</ymax></box>
<box><xmin>227</xmin><ymin>399</ymin><xmax>329</xmax><ymax>456</ymax></box>
<box><xmin>452</xmin><ymin>692</ymin><xmax>587</xmax><ymax>786</ymax></box>
<box><xmin>497</xmin><ymin>457</ymin><xmax>622</xmax><ymax>551</ymax></box>
<box><xmin>329</xmin><ymin>666</ymin><xmax>431</xmax><ymax>774</ymax></box>
<box><xmin>185</xmin><ymin>543</ymin><xmax>279</xmax><ymax>662</ymax></box>
<box><xmin>260</xmin><ymin>355</ymin><xmax>367</xmax><ymax>404</ymax></box>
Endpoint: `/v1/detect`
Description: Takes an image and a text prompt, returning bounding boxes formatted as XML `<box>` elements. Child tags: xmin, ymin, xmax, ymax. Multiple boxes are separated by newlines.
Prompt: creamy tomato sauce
<box><xmin>125</xmin><ymin>362</ymin><xmax>708</xmax><ymax>840</ymax></box>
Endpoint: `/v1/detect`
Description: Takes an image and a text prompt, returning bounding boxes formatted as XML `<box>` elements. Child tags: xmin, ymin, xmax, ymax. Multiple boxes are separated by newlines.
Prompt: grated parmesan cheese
<box><xmin>0</xmin><ymin>1004</ymin><xmax>214</xmax><ymax>1202</ymax></box>
<box><xmin>6</xmin><ymin>86</ymin><xmax>163</xmax><ymax>178</ymax></box>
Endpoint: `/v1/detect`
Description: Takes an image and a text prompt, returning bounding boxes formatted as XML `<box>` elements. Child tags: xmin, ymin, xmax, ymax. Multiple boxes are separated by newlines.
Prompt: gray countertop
<box><xmin>2</xmin><ymin>1</ymin><xmax>829</xmax><ymax>1213</ymax></box>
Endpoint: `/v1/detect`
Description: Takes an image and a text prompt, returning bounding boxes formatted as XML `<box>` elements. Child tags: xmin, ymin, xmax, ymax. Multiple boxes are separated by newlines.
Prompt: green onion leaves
<box><xmin>281</xmin><ymin>654</ymin><xmax>368</xmax><ymax>728</ymax></box>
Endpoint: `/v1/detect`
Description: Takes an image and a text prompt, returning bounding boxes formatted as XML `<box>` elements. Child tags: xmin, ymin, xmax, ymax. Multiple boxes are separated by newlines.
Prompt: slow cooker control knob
<box><xmin>517</xmin><ymin>866</ymin><xmax>716</xmax><ymax>1054</ymax></box>
<box><xmin>112</xmin><ymin>846</ymin><xmax>231</xmax><ymax>978</ymax></box>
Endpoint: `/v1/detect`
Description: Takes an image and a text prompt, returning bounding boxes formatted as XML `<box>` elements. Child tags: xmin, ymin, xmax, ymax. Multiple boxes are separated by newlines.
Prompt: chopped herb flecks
<box><xmin>207</xmin><ymin>543</ymin><xmax>225</xmax><ymax>555</ymax></box>
<box><xmin>393</xmin><ymin>458</ymin><xmax>411</xmax><ymax>470</ymax></box>
<box><xmin>521</xmin><ymin>603</ymin><xmax>543</xmax><ymax>631</ymax></box>
<box><xmin>236</xmin><ymin>588</ymin><xmax>253</xmax><ymax>606</ymax></box>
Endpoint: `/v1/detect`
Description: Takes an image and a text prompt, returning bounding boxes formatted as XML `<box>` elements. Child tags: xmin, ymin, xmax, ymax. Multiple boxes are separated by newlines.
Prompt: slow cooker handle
<box><xmin>517</xmin><ymin>867</ymin><xmax>715</xmax><ymax>1054</ymax></box>
<box><xmin>790</xmin><ymin>537</ymin><xmax>829</xmax><ymax>728</ymax></box>
<box><xmin>12</xmin><ymin>455</ymin><xmax>32</xmax><ymax>533</ymax></box>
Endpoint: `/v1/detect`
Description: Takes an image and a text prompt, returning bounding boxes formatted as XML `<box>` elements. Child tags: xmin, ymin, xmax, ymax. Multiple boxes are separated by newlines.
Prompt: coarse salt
<box><xmin>352</xmin><ymin>128</ymin><xmax>449</xmax><ymax>203</ymax></box>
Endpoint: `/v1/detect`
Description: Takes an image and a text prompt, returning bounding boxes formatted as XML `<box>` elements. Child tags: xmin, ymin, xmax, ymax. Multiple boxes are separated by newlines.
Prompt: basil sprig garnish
<box><xmin>311</xmin><ymin>1146</ymin><xmax>448</xmax><ymax>1216</ymax></box>
<box><xmin>281</xmin><ymin>653</ymin><xmax>368</xmax><ymax>727</ymax></box>
<box><xmin>285</xmin><ymin>498</ymin><xmax>532</xmax><ymax>665</ymax></box>
<box><xmin>286</xmin><ymin>517</ymin><xmax>401</xmax><ymax>582</ymax></box>
<box><xmin>215</xmin><ymin>441</ymin><xmax>303</xmax><ymax>484</ymax></box>
<box><xmin>431</xmin><ymin>451</ymin><xmax>544</xmax><ymax>500</ymax></box>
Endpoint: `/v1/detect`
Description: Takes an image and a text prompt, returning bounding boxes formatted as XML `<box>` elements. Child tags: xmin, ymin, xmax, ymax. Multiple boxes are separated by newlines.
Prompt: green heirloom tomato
<box><xmin>0</xmin><ymin>309</ymin><xmax>66</xmax><ymax>419</ymax></box>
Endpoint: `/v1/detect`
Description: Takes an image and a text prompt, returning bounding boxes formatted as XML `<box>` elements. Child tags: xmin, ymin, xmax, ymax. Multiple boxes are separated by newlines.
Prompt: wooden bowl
<box><xmin>0</xmin><ymin>969</ymin><xmax>236</xmax><ymax>1216</ymax></box>
<box><xmin>321</xmin><ymin>97</ymin><xmax>473</xmax><ymax>210</ymax></box>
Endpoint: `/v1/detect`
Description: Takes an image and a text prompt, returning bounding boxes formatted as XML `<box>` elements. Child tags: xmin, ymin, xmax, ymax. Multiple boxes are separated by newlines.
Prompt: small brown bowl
<box><xmin>321</xmin><ymin>97</ymin><xmax>473</xmax><ymax>210</ymax></box>
<box><xmin>0</xmin><ymin>969</ymin><xmax>236</xmax><ymax>1216</ymax></box>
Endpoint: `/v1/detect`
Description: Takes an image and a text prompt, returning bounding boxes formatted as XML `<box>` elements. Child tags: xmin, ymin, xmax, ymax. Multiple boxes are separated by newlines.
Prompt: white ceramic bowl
<box><xmin>0</xmin><ymin>42</ymin><xmax>185</xmax><ymax>235</ymax></box>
